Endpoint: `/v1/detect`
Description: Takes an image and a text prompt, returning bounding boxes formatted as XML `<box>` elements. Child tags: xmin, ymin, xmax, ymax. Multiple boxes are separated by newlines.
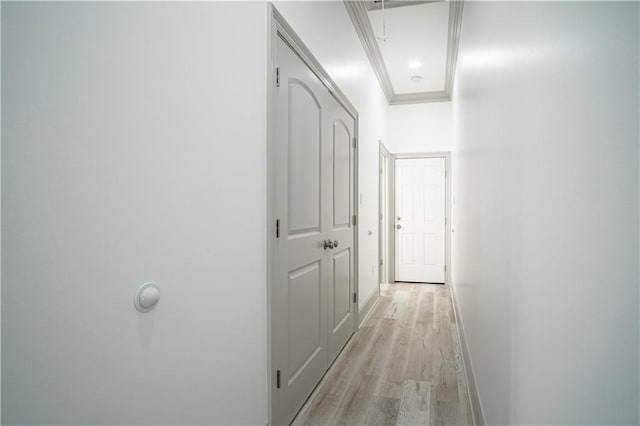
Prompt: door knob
<box><xmin>333</xmin><ymin>240</ymin><xmax>339</xmax><ymax>248</ymax></box>
<box><xmin>396</xmin><ymin>224</ymin><xmax>402</xmax><ymax>229</ymax></box>
<box><xmin>323</xmin><ymin>240</ymin><xmax>335</xmax><ymax>250</ymax></box>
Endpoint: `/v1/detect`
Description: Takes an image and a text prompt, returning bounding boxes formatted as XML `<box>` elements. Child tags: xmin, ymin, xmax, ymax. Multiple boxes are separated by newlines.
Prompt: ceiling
<box><xmin>344</xmin><ymin>0</ymin><xmax>464</xmax><ymax>104</ymax></box>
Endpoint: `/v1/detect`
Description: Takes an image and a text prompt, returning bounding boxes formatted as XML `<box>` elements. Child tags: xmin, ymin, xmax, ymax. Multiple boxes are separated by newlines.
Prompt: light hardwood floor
<box><xmin>292</xmin><ymin>283</ymin><xmax>473</xmax><ymax>426</ymax></box>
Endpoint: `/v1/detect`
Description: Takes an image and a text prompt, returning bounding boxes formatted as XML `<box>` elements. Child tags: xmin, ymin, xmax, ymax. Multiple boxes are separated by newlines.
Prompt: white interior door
<box><xmin>395</xmin><ymin>158</ymin><xmax>445</xmax><ymax>283</ymax></box>
<box><xmin>272</xmin><ymin>35</ymin><xmax>355</xmax><ymax>426</ymax></box>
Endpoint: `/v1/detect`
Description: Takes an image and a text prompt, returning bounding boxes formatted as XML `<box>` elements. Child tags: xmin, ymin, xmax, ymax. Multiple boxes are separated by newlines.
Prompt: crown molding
<box><xmin>343</xmin><ymin>0</ymin><xmax>394</xmax><ymax>102</ymax></box>
<box><xmin>343</xmin><ymin>0</ymin><xmax>464</xmax><ymax>105</ymax></box>
<box><xmin>365</xmin><ymin>0</ymin><xmax>445</xmax><ymax>12</ymax></box>
<box><xmin>390</xmin><ymin>90</ymin><xmax>450</xmax><ymax>105</ymax></box>
<box><xmin>445</xmin><ymin>0</ymin><xmax>464</xmax><ymax>94</ymax></box>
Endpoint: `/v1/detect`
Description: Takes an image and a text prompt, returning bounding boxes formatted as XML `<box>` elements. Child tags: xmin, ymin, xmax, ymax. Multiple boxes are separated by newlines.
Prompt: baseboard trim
<box><xmin>447</xmin><ymin>283</ymin><xmax>485</xmax><ymax>426</ymax></box>
<box><xmin>358</xmin><ymin>288</ymin><xmax>380</xmax><ymax>327</ymax></box>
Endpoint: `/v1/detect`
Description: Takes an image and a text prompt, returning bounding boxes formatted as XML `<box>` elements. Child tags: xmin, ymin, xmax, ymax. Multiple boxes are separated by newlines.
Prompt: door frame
<box><xmin>267</xmin><ymin>5</ymin><xmax>360</xmax><ymax>424</ymax></box>
<box><xmin>389</xmin><ymin>152</ymin><xmax>451</xmax><ymax>285</ymax></box>
<box><xmin>378</xmin><ymin>142</ymin><xmax>391</xmax><ymax>285</ymax></box>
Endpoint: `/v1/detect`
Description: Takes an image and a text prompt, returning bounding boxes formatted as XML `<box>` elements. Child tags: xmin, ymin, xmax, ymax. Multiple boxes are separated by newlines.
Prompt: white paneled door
<box><xmin>272</xmin><ymin>35</ymin><xmax>355</xmax><ymax>426</ymax></box>
<box><xmin>395</xmin><ymin>158</ymin><xmax>445</xmax><ymax>283</ymax></box>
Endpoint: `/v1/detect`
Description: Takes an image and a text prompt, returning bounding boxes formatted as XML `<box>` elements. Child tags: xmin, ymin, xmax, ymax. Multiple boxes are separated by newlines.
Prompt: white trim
<box><xmin>378</xmin><ymin>141</ymin><xmax>391</xmax><ymax>285</ymax></box>
<box><xmin>445</xmin><ymin>0</ymin><xmax>464</xmax><ymax>97</ymax></box>
<box><xmin>391</xmin><ymin>91</ymin><xmax>451</xmax><ymax>105</ymax></box>
<box><xmin>448</xmin><ymin>282</ymin><xmax>485</xmax><ymax>426</ymax></box>
<box><xmin>266</xmin><ymin>5</ymin><xmax>277</xmax><ymax>423</ymax></box>
<box><xmin>358</xmin><ymin>288</ymin><xmax>380</xmax><ymax>327</ymax></box>
<box><xmin>343</xmin><ymin>0</ymin><xmax>394</xmax><ymax>103</ymax></box>
<box><xmin>343</xmin><ymin>0</ymin><xmax>465</xmax><ymax>105</ymax></box>
<box><xmin>366</xmin><ymin>0</ymin><xmax>444</xmax><ymax>12</ymax></box>
<box><xmin>389</xmin><ymin>156</ymin><xmax>396</xmax><ymax>283</ymax></box>
<box><xmin>267</xmin><ymin>5</ymin><xmax>361</xmax><ymax>424</ymax></box>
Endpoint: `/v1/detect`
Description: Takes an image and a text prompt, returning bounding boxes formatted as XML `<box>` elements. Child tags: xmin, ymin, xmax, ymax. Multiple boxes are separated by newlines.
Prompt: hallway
<box><xmin>293</xmin><ymin>283</ymin><xmax>473</xmax><ymax>426</ymax></box>
<box><xmin>2</xmin><ymin>2</ymin><xmax>638</xmax><ymax>425</ymax></box>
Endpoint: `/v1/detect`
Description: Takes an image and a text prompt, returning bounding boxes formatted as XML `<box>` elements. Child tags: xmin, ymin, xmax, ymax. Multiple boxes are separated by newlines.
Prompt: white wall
<box><xmin>273</xmin><ymin>2</ymin><xmax>389</xmax><ymax>311</ymax></box>
<box><xmin>452</xmin><ymin>2</ymin><xmax>639</xmax><ymax>424</ymax></box>
<box><xmin>387</xmin><ymin>102</ymin><xmax>452</xmax><ymax>153</ymax></box>
<box><xmin>2</xmin><ymin>3</ymin><xmax>268</xmax><ymax>424</ymax></box>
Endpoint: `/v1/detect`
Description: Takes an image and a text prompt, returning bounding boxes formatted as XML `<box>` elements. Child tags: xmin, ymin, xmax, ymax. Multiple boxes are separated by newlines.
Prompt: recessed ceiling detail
<box><xmin>344</xmin><ymin>0</ymin><xmax>464</xmax><ymax>105</ymax></box>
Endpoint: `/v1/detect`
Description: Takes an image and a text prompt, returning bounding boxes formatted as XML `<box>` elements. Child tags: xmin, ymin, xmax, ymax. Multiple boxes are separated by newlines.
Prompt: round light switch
<box><xmin>134</xmin><ymin>282</ymin><xmax>160</xmax><ymax>313</ymax></box>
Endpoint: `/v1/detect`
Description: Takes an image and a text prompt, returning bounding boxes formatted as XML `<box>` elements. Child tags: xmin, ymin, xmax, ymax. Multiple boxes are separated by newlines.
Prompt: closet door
<box><xmin>325</xmin><ymin>95</ymin><xmax>355</xmax><ymax>364</ymax></box>
<box><xmin>272</xmin><ymin>36</ymin><xmax>330</xmax><ymax>426</ymax></box>
<box><xmin>272</xmin><ymin>35</ymin><xmax>356</xmax><ymax>426</ymax></box>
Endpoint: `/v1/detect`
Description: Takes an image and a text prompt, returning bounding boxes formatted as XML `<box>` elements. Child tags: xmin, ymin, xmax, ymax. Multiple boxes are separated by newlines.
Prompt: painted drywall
<box><xmin>273</xmin><ymin>2</ymin><xmax>389</xmax><ymax>313</ymax></box>
<box><xmin>452</xmin><ymin>2</ymin><xmax>639</xmax><ymax>424</ymax></box>
<box><xmin>387</xmin><ymin>102</ymin><xmax>453</xmax><ymax>153</ymax></box>
<box><xmin>2</xmin><ymin>3</ymin><xmax>268</xmax><ymax>424</ymax></box>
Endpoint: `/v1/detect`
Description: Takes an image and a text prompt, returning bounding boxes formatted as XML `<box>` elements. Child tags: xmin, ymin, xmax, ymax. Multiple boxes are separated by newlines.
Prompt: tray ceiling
<box><xmin>344</xmin><ymin>0</ymin><xmax>464</xmax><ymax>104</ymax></box>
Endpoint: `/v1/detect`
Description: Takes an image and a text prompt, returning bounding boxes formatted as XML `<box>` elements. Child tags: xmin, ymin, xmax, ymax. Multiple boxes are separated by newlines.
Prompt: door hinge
<box><xmin>353</xmin><ymin>292</ymin><xmax>357</xmax><ymax>304</ymax></box>
<box><xmin>276</xmin><ymin>219</ymin><xmax>280</xmax><ymax>238</ymax></box>
<box><xmin>276</xmin><ymin>67</ymin><xmax>280</xmax><ymax>87</ymax></box>
<box><xmin>445</xmin><ymin>217</ymin><xmax>447</xmax><ymax>225</ymax></box>
<box><xmin>380</xmin><ymin>259</ymin><xmax>383</xmax><ymax>266</ymax></box>
<box><xmin>276</xmin><ymin>369</ymin><xmax>281</xmax><ymax>389</ymax></box>
<box><xmin>444</xmin><ymin>265</ymin><xmax>447</xmax><ymax>272</ymax></box>
<box><xmin>352</xmin><ymin>215</ymin><xmax>357</xmax><ymax>226</ymax></box>
<box><xmin>352</xmin><ymin>137</ymin><xmax>357</xmax><ymax>149</ymax></box>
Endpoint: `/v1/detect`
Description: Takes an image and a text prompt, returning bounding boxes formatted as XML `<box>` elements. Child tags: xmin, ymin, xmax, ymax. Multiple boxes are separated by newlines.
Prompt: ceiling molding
<box><xmin>391</xmin><ymin>91</ymin><xmax>450</xmax><ymax>105</ymax></box>
<box><xmin>445</xmin><ymin>0</ymin><xmax>464</xmax><ymax>95</ymax></box>
<box><xmin>343</xmin><ymin>0</ymin><xmax>394</xmax><ymax>102</ymax></box>
<box><xmin>344</xmin><ymin>0</ymin><xmax>465</xmax><ymax>105</ymax></box>
<box><xmin>365</xmin><ymin>0</ymin><xmax>445</xmax><ymax>12</ymax></box>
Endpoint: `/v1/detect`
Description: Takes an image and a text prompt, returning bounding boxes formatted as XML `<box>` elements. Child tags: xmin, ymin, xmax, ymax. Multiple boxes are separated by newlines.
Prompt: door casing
<box><xmin>266</xmin><ymin>5</ymin><xmax>360</xmax><ymax>424</ymax></box>
<box><xmin>389</xmin><ymin>152</ymin><xmax>451</xmax><ymax>285</ymax></box>
<box><xmin>379</xmin><ymin>142</ymin><xmax>391</xmax><ymax>285</ymax></box>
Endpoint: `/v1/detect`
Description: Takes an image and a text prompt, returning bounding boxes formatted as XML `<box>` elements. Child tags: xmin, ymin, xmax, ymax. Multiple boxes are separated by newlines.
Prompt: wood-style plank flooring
<box><xmin>292</xmin><ymin>283</ymin><xmax>473</xmax><ymax>426</ymax></box>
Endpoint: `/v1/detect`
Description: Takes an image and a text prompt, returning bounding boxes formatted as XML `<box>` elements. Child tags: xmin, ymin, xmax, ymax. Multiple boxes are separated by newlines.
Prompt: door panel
<box><xmin>332</xmin><ymin>249</ymin><xmax>351</xmax><ymax>331</ymax></box>
<box><xmin>333</xmin><ymin>121</ymin><xmax>351</xmax><ymax>228</ymax></box>
<box><xmin>402</xmin><ymin>183</ymin><xmax>416</xmax><ymax>221</ymax></box>
<box><xmin>288</xmin><ymin>81</ymin><xmax>322</xmax><ymax>234</ymax></box>
<box><xmin>424</xmin><ymin>233</ymin><xmax>436</xmax><ymax>265</ymax></box>
<box><xmin>425</xmin><ymin>184</ymin><xmax>436</xmax><ymax>222</ymax></box>
<box><xmin>287</xmin><ymin>262</ymin><xmax>322</xmax><ymax>381</ymax></box>
<box><xmin>395</xmin><ymin>158</ymin><xmax>445</xmax><ymax>283</ymax></box>
<box><xmin>273</xmin><ymin>35</ymin><xmax>356</xmax><ymax>426</ymax></box>
<box><xmin>401</xmin><ymin>234</ymin><xmax>416</xmax><ymax>265</ymax></box>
